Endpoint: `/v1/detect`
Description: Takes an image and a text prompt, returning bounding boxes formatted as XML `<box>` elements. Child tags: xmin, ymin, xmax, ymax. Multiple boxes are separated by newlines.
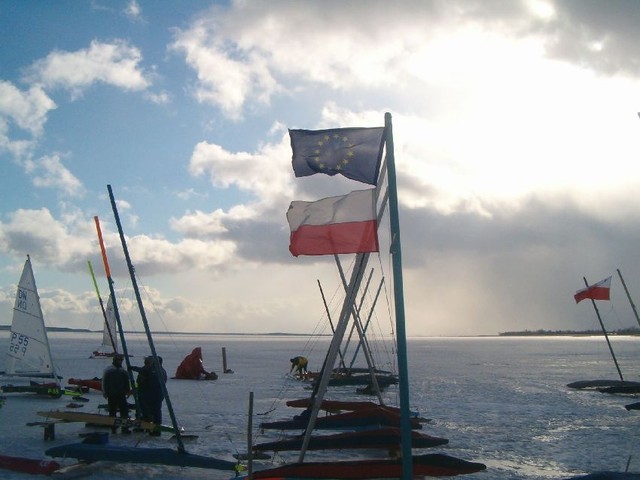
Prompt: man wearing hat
<box><xmin>102</xmin><ymin>354</ymin><xmax>131</xmax><ymax>434</ymax></box>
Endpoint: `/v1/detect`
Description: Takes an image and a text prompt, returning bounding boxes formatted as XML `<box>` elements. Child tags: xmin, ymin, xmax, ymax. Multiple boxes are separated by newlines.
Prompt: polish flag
<box><xmin>287</xmin><ymin>189</ymin><xmax>379</xmax><ymax>257</ymax></box>
<box><xmin>574</xmin><ymin>276</ymin><xmax>612</xmax><ymax>303</ymax></box>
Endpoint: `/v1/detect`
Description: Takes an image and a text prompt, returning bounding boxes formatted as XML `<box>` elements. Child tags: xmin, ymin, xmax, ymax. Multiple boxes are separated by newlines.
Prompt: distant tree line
<box><xmin>499</xmin><ymin>327</ymin><xmax>640</xmax><ymax>336</ymax></box>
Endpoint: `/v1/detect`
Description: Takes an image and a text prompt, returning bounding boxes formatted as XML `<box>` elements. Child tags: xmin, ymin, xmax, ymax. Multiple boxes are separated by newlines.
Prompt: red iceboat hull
<box><xmin>0</xmin><ymin>454</ymin><xmax>60</xmax><ymax>475</ymax></box>
<box><xmin>68</xmin><ymin>378</ymin><xmax>103</xmax><ymax>391</ymax></box>
<box><xmin>250</xmin><ymin>453</ymin><xmax>486</xmax><ymax>479</ymax></box>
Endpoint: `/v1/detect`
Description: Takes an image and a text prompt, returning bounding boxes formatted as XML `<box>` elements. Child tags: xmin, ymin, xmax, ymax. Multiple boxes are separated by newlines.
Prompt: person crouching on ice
<box><xmin>290</xmin><ymin>356</ymin><xmax>308</xmax><ymax>379</ymax></box>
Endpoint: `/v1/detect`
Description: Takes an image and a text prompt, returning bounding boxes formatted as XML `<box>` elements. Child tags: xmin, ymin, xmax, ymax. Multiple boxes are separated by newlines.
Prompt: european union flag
<box><xmin>290</xmin><ymin>127</ymin><xmax>385</xmax><ymax>185</ymax></box>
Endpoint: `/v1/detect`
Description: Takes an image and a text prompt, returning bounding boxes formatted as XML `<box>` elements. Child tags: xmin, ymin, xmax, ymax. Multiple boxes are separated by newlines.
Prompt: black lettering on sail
<box><xmin>16</xmin><ymin>288</ymin><xmax>27</xmax><ymax>310</ymax></box>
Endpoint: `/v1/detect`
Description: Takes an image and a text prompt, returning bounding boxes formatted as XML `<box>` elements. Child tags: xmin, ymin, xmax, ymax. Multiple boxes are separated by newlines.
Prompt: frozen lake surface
<box><xmin>0</xmin><ymin>332</ymin><xmax>639</xmax><ymax>479</ymax></box>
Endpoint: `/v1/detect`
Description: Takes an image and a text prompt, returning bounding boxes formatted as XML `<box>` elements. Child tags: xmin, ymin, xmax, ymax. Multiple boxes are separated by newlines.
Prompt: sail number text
<box><xmin>9</xmin><ymin>333</ymin><xmax>29</xmax><ymax>356</ymax></box>
<box><xmin>16</xmin><ymin>288</ymin><xmax>28</xmax><ymax>311</ymax></box>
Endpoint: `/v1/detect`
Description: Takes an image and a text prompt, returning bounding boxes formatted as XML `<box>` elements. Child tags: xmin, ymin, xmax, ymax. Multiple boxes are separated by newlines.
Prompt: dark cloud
<box><xmin>396</xmin><ymin>195</ymin><xmax>640</xmax><ymax>333</ymax></box>
<box><xmin>540</xmin><ymin>1</ymin><xmax>640</xmax><ymax>75</ymax></box>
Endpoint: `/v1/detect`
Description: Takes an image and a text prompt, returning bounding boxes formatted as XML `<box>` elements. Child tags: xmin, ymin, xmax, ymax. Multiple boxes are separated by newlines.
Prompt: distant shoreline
<box><xmin>0</xmin><ymin>325</ymin><xmax>323</xmax><ymax>336</ymax></box>
<box><xmin>1</xmin><ymin>325</ymin><xmax>639</xmax><ymax>337</ymax></box>
<box><xmin>498</xmin><ymin>328</ymin><xmax>640</xmax><ymax>337</ymax></box>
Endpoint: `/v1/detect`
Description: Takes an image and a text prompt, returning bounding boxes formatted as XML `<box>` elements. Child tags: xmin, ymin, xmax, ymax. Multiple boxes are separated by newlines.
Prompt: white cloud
<box><xmin>170</xmin><ymin>209</ymin><xmax>228</xmax><ymax>238</ymax></box>
<box><xmin>24</xmin><ymin>154</ymin><xmax>85</xmax><ymax>197</ymax></box>
<box><xmin>0</xmin><ymin>208</ymin><xmax>94</xmax><ymax>264</ymax></box>
<box><xmin>0</xmin><ymin>81</ymin><xmax>55</xmax><ymax>159</ymax></box>
<box><xmin>143</xmin><ymin>90</ymin><xmax>170</xmax><ymax>105</ymax></box>
<box><xmin>25</xmin><ymin>40</ymin><xmax>151</xmax><ymax>97</ymax></box>
<box><xmin>123</xmin><ymin>0</ymin><xmax>143</xmax><ymax>23</ymax></box>
<box><xmin>0</xmin><ymin>81</ymin><xmax>56</xmax><ymax>136</ymax></box>
<box><xmin>170</xmin><ymin>20</ymin><xmax>278</xmax><ymax>119</ymax></box>
<box><xmin>122</xmin><ymin>235</ymin><xmax>238</xmax><ymax>275</ymax></box>
<box><xmin>188</xmin><ymin>135</ymin><xmax>293</xmax><ymax>205</ymax></box>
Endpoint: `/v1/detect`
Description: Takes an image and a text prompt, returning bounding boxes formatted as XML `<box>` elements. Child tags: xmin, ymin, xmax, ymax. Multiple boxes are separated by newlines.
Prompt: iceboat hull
<box><xmin>45</xmin><ymin>443</ymin><xmax>236</xmax><ymax>470</ymax></box>
<box><xmin>248</xmin><ymin>453</ymin><xmax>486</xmax><ymax>479</ymax></box>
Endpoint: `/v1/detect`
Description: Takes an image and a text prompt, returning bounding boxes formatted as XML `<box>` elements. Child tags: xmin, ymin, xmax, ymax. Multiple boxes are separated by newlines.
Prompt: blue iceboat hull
<box><xmin>45</xmin><ymin>443</ymin><xmax>236</xmax><ymax>470</ymax></box>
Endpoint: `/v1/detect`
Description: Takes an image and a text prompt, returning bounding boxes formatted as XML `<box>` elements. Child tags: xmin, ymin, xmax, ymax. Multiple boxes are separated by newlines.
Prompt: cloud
<box><xmin>24</xmin><ymin>154</ymin><xmax>85</xmax><ymax>197</ymax></box>
<box><xmin>25</xmin><ymin>40</ymin><xmax>151</xmax><ymax>97</ymax></box>
<box><xmin>4</xmin><ymin>1</ymin><xmax>640</xmax><ymax>336</ymax></box>
<box><xmin>170</xmin><ymin>16</ymin><xmax>279</xmax><ymax>119</ymax></box>
<box><xmin>539</xmin><ymin>0</ymin><xmax>640</xmax><ymax>76</ymax></box>
<box><xmin>123</xmin><ymin>0</ymin><xmax>144</xmax><ymax>23</ymax></box>
<box><xmin>170</xmin><ymin>209</ymin><xmax>228</xmax><ymax>238</ymax></box>
<box><xmin>0</xmin><ymin>81</ymin><xmax>56</xmax><ymax>159</ymax></box>
<box><xmin>0</xmin><ymin>208</ymin><xmax>94</xmax><ymax>265</ymax></box>
<box><xmin>188</xmin><ymin>134</ymin><xmax>294</xmax><ymax>206</ymax></box>
<box><xmin>143</xmin><ymin>90</ymin><xmax>170</xmax><ymax>104</ymax></box>
<box><xmin>0</xmin><ymin>81</ymin><xmax>56</xmax><ymax>136</ymax></box>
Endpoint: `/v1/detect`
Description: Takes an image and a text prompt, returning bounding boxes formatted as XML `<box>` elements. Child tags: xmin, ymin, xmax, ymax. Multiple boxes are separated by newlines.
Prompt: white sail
<box><xmin>5</xmin><ymin>255</ymin><xmax>58</xmax><ymax>379</ymax></box>
<box><xmin>103</xmin><ymin>294</ymin><xmax>118</xmax><ymax>351</ymax></box>
<box><xmin>93</xmin><ymin>294</ymin><xmax>118</xmax><ymax>355</ymax></box>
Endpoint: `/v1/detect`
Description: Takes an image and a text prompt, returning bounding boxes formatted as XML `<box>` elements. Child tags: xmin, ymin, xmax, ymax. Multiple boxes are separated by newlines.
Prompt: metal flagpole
<box><xmin>584</xmin><ymin>276</ymin><xmax>624</xmax><ymax>382</ymax></box>
<box><xmin>385</xmin><ymin>112</ymin><xmax>413</xmax><ymax>479</ymax></box>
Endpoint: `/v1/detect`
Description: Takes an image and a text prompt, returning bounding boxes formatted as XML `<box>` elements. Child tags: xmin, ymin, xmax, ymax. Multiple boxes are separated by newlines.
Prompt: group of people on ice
<box><xmin>101</xmin><ymin>354</ymin><xmax>168</xmax><ymax>435</ymax></box>
<box><xmin>102</xmin><ymin>346</ymin><xmax>217</xmax><ymax>434</ymax></box>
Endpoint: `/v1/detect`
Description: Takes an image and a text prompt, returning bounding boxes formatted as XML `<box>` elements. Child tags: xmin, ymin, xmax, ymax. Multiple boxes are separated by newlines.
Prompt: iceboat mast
<box><xmin>94</xmin><ymin>216</ymin><xmax>139</xmax><ymax>415</ymax></box>
<box><xmin>107</xmin><ymin>184</ymin><xmax>186</xmax><ymax>453</ymax></box>
<box><xmin>617</xmin><ymin>268</ymin><xmax>640</xmax><ymax>328</ymax></box>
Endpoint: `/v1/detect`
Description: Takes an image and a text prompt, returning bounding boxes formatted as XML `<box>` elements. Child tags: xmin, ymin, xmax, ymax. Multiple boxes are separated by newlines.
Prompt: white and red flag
<box><xmin>287</xmin><ymin>189</ymin><xmax>379</xmax><ymax>257</ymax></box>
<box><xmin>574</xmin><ymin>276</ymin><xmax>612</xmax><ymax>303</ymax></box>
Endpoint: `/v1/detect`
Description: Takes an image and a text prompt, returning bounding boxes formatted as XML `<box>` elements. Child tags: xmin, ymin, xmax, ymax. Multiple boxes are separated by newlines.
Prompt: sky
<box><xmin>1</xmin><ymin>0</ymin><xmax>640</xmax><ymax>337</ymax></box>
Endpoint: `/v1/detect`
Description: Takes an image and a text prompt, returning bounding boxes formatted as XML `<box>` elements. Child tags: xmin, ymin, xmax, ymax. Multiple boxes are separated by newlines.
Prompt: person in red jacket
<box><xmin>174</xmin><ymin>347</ymin><xmax>217</xmax><ymax>380</ymax></box>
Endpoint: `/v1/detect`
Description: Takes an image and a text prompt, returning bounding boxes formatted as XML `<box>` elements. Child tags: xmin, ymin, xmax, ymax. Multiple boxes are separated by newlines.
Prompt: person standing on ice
<box><xmin>102</xmin><ymin>354</ymin><xmax>131</xmax><ymax>434</ymax></box>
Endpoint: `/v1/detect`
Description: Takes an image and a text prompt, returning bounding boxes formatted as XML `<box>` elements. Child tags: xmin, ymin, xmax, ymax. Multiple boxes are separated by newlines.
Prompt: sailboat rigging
<box><xmin>247</xmin><ymin>113</ymin><xmax>485</xmax><ymax>479</ymax></box>
<box><xmin>46</xmin><ymin>187</ymin><xmax>236</xmax><ymax>471</ymax></box>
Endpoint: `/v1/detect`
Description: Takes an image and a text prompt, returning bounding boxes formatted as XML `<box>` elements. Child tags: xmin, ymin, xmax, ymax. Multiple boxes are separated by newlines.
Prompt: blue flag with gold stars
<box><xmin>289</xmin><ymin>127</ymin><xmax>385</xmax><ymax>185</ymax></box>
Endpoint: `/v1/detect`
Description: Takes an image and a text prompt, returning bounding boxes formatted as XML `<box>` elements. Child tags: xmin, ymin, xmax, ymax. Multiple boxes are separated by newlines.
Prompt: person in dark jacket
<box><xmin>130</xmin><ymin>355</ymin><xmax>168</xmax><ymax>436</ymax></box>
<box><xmin>148</xmin><ymin>356</ymin><xmax>167</xmax><ymax>435</ymax></box>
<box><xmin>130</xmin><ymin>356</ymin><xmax>153</xmax><ymax>422</ymax></box>
<box><xmin>102</xmin><ymin>354</ymin><xmax>131</xmax><ymax>434</ymax></box>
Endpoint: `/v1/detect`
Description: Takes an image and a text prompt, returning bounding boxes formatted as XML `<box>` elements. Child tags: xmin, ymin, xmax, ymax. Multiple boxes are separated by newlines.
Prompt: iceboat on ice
<box><xmin>1</xmin><ymin>255</ymin><xmax>63</xmax><ymax>399</ymax></box>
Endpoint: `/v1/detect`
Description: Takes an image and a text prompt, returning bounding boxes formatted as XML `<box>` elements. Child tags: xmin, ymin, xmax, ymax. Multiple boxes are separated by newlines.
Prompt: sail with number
<box><xmin>4</xmin><ymin>255</ymin><xmax>59</xmax><ymax>380</ymax></box>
